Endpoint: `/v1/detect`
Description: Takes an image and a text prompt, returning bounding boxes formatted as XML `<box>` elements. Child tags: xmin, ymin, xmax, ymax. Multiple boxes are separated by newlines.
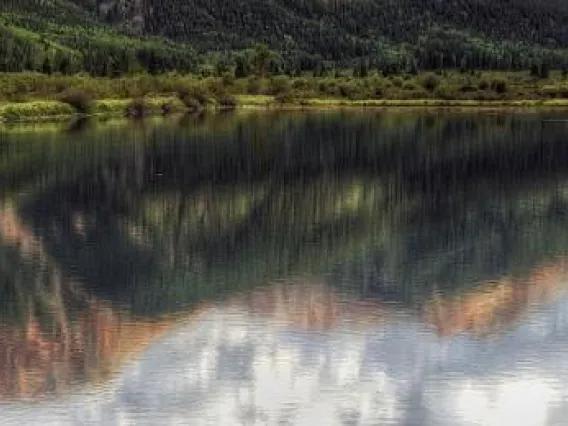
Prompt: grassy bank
<box><xmin>4</xmin><ymin>96</ymin><xmax>568</xmax><ymax>122</ymax></box>
<box><xmin>2</xmin><ymin>70</ymin><xmax>568</xmax><ymax>121</ymax></box>
<box><xmin>241</xmin><ymin>96</ymin><xmax>568</xmax><ymax>108</ymax></box>
<box><xmin>0</xmin><ymin>97</ymin><xmax>187</xmax><ymax>122</ymax></box>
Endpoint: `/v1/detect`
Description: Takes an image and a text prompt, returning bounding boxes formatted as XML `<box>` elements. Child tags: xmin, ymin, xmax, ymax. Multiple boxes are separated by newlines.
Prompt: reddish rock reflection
<box><xmin>0</xmin><ymin>205</ymin><xmax>192</xmax><ymax>401</ymax></box>
<box><xmin>0</xmin><ymin>299</ymin><xmax>188</xmax><ymax>402</ymax></box>
<box><xmin>424</xmin><ymin>260</ymin><xmax>568</xmax><ymax>338</ymax></box>
<box><xmin>2</xmin><ymin>201</ymin><xmax>568</xmax><ymax>402</ymax></box>
<box><xmin>231</xmin><ymin>279</ymin><xmax>392</xmax><ymax>331</ymax></box>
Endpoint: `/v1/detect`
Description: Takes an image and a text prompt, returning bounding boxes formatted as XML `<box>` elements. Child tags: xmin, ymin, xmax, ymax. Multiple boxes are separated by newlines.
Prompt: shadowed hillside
<box><xmin>4</xmin><ymin>0</ymin><xmax>568</xmax><ymax>74</ymax></box>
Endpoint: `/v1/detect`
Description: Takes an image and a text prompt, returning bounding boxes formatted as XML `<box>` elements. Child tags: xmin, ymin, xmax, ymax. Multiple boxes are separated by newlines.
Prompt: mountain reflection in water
<box><xmin>1</xmin><ymin>111</ymin><xmax>568</xmax><ymax>425</ymax></box>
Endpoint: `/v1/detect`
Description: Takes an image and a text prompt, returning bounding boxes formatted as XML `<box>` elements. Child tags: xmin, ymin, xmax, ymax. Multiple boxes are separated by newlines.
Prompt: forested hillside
<box><xmin>2</xmin><ymin>0</ymin><xmax>568</xmax><ymax>75</ymax></box>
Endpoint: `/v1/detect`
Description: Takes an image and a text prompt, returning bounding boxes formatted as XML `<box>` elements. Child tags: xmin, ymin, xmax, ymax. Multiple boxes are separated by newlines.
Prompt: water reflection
<box><xmin>1</xmin><ymin>279</ymin><xmax>567</xmax><ymax>425</ymax></box>
<box><xmin>0</xmin><ymin>203</ymin><xmax>187</xmax><ymax>402</ymax></box>
<box><xmin>1</xmin><ymin>111</ymin><xmax>568</xmax><ymax>424</ymax></box>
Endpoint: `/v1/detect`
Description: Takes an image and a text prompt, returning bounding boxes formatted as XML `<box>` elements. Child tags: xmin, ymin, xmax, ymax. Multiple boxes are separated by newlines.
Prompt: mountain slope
<box><xmin>141</xmin><ymin>0</ymin><xmax>568</xmax><ymax>53</ymax></box>
<box><xmin>0</xmin><ymin>0</ymin><xmax>198</xmax><ymax>74</ymax></box>
<box><xmin>2</xmin><ymin>0</ymin><xmax>568</xmax><ymax>74</ymax></box>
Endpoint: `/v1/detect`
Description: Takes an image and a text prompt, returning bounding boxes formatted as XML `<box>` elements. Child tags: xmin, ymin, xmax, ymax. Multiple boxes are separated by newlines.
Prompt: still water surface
<box><xmin>2</xmin><ymin>111</ymin><xmax>568</xmax><ymax>425</ymax></box>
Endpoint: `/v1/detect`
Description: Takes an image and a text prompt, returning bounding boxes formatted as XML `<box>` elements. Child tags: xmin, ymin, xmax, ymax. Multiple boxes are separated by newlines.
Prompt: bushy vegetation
<box><xmin>125</xmin><ymin>97</ymin><xmax>148</xmax><ymax>118</ymax></box>
<box><xmin>2</xmin><ymin>69</ymin><xmax>568</xmax><ymax>121</ymax></box>
<box><xmin>58</xmin><ymin>89</ymin><xmax>93</xmax><ymax>114</ymax></box>
<box><xmin>0</xmin><ymin>101</ymin><xmax>75</xmax><ymax>122</ymax></box>
<box><xmin>421</xmin><ymin>74</ymin><xmax>441</xmax><ymax>92</ymax></box>
<box><xmin>217</xmin><ymin>93</ymin><xmax>238</xmax><ymax>109</ymax></box>
<box><xmin>177</xmin><ymin>86</ymin><xmax>210</xmax><ymax>111</ymax></box>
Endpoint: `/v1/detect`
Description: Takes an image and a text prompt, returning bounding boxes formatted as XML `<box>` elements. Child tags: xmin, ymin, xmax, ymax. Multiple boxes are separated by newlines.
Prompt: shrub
<box><xmin>205</xmin><ymin>78</ymin><xmax>225</xmax><ymax>96</ymax></box>
<box><xmin>161</xmin><ymin>102</ymin><xmax>172</xmax><ymax>115</ymax></box>
<box><xmin>541</xmin><ymin>85</ymin><xmax>568</xmax><ymax>99</ymax></box>
<box><xmin>221</xmin><ymin>72</ymin><xmax>235</xmax><ymax>87</ymax></box>
<box><xmin>268</xmin><ymin>75</ymin><xmax>292</xmax><ymax>95</ymax></box>
<box><xmin>179</xmin><ymin>95</ymin><xmax>203</xmax><ymax>111</ymax></box>
<box><xmin>292</xmin><ymin>78</ymin><xmax>310</xmax><ymax>90</ymax></box>
<box><xmin>218</xmin><ymin>93</ymin><xmax>238</xmax><ymax>109</ymax></box>
<box><xmin>478</xmin><ymin>80</ymin><xmax>490</xmax><ymax>91</ymax></box>
<box><xmin>246</xmin><ymin>77</ymin><xmax>262</xmax><ymax>94</ymax></box>
<box><xmin>58</xmin><ymin>89</ymin><xmax>93</xmax><ymax>114</ymax></box>
<box><xmin>471</xmin><ymin>91</ymin><xmax>502</xmax><ymax>101</ymax></box>
<box><xmin>391</xmin><ymin>77</ymin><xmax>404</xmax><ymax>88</ymax></box>
<box><xmin>338</xmin><ymin>81</ymin><xmax>365</xmax><ymax>99</ymax></box>
<box><xmin>559</xmin><ymin>88</ymin><xmax>568</xmax><ymax>99</ymax></box>
<box><xmin>371</xmin><ymin>87</ymin><xmax>384</xmax><ymax>99</ymax></box>
<box><xmin>318</xmin><ymin>79</ymin><xmax>337</xmax><ymax>95</ymax></box>
<box><xmin>421</xmin><ymin>74</ymin><xmax>440</xmax><ymax>92</ymax></box>
<box><xmin>177</xmin><ymin>85</ymin><xmax>210</xmax><ymax>110</ymax></box>
<box><xmin>126</xmin><ymin>97</ymin><xmax>147</xmax><ymax>118</ymax></box>
<box><xmin>274</xmin><ymin>91</ymin><xmax>298</xmax><ymax>104</ymax></box>
<box><xmin>460</xmin><ymin>84</ymin><xmax>478</xmax><ymax>93</ymax></box>
<box><xmin>434</xmin><ymin>85</ymin><xmax>455</xmax><ymax>100</ymax></box>
<box><xmin>540</xmin><ymin>63</ymin><xmax>550</xmax><ymax>79</ymax></box>
<box><xmin>490</xmin><ymin>79</ymin><xmax>507</xmax><ymax>94</ymax></box>
<box><xmin>402</xmin><ymin>81</ymin><xmax>418</xmax><ymax>91</ymax></box>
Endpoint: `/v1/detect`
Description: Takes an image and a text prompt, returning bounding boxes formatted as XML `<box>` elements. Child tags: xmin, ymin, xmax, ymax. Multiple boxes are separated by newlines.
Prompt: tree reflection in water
<box><xmin>1</xmin><ymin>111</ymin><xmax>568</xmax><ymax>424</ymax></box>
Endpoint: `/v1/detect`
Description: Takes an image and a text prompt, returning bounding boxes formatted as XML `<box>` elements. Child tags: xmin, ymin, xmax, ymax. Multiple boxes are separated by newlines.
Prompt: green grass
<box><xmin>292</xmin><ymin>98</ymin><xmax>568</xmax><ymax>107</ymax></box>
<box><xmin>3</xmin><ymin>95</ymin><xmax>568</xmax><ymax>122</ymax></box>
<box><xmin>2</xmin><ymin>71</ymin><xmax>568</xmax><ymax>121</ymax></box>
<box><xmin>94</xmin><ymin>97</ymin><xmax>186</xmax><ymax>116</ymax></box>
<box><xmin>237</xmin><ymin>94</ymin><xmax>274</xmax><ymax>106</ymax></box>
<box><xmin>0</xmin><ymin>97</ymin><xmax>186</xmax><ymax>122</ymax></box>
<box><xmin>0</xmin><ymin>101</ymin><xmax>75</xmax><ymax>122</ymax></box>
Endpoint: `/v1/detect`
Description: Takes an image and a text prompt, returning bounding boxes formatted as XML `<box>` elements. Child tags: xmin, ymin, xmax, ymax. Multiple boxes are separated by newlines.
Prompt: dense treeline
<box><xmin>3</xmin><ymin>0</ymin><xmax>568</xmax><ymax>76</ymax></box>
<box><xmin>0</xmin><ymin>22</ymin><xmax>198</xmax><ymax>75</ymax></box>
<box><xmin>143</xmin><ymin>0</ymin><xmax>568</xmax><ymax>51</ymax></box>
<box><xmin>141</xmin><ymin>0</ymin><xmax>568</xmax><ymax>69</ymax></box>
<box><xmin>2</xmin><ymin>25</ymin><xmax>568</xmax><ymax>79</ymax></box>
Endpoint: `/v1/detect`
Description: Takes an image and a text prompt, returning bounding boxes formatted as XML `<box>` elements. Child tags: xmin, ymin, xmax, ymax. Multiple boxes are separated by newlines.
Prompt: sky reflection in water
<box><xmin>1</xmin><ymin>111</ymin><xmax>568</xmax><ymax>425</ymax></box>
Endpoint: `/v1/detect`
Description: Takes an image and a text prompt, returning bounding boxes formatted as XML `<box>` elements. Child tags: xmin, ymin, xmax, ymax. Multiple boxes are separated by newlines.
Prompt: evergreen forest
<box><xmin>2</xmin><ymin>0</ymin><xmax>568</xmax><ymax>76</ymax></box>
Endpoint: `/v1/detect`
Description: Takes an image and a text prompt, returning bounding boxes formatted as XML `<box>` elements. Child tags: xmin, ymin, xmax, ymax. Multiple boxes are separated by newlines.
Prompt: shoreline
<box><xmin>2</xmin><ymin>96</ymin><xmax>568</xmax><ymax>123</ymax></box>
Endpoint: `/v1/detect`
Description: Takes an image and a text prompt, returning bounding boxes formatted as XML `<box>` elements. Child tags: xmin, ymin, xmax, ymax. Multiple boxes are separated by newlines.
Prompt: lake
<box><xmin>1</xmin><ymin>110</ymin><xmax>568</xmax><ymax>425</ymax></box>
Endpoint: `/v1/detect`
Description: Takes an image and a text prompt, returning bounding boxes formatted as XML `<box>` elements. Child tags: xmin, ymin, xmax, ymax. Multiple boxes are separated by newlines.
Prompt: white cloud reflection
<box><xmin>1</xmin><ymin>293</ymin><xmax>568</xmax><ymax>426</ymax></box>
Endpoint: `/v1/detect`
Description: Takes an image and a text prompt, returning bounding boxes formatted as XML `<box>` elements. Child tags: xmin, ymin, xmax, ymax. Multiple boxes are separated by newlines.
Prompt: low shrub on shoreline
<box><xmin>1</xmin><ymin>70</ymin><xmax>567</xmax><ymax>106</ymax></box>
<box><xmin>0</xmin><ymin>101</ymin><xmax>75</xmax><ymax>121</ymax></box>
<box><xmin>2</xmin><ymin>69</ymin><xmax>568</xmax><ymax>121</ymax></box>
<box><xmin>58</xmin><ymin>89</ymin><xmax>94</xmax><ymax>114</ymax></box>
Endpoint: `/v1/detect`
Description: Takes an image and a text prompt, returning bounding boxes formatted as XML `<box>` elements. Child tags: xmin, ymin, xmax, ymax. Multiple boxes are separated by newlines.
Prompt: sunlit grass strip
<box><xmin>0</xmin><ymin>101</ymin><xmax>75</xmax><ymax>122</ymax></box>
<box><xmin>237</xmin><ymin>94</ymin><xmax>275</xmax><ymax>107</ymax></box>
<box><xmin>0</xmin><ymin>97</ymin><xmax>186</xmax><ymax>122</ymax></box>
<box><xmin>3</xmin><ymin>95</ymin><xmax>568</xmax><ymax>122</ymax></box>
<box><xmin>241</xmin><ymin>96</ymin><xmax>568</xmax><ymax>108</ymax></box>
<box><xmin>92</xmin><ymin>97</ymin><xmax>186</xmax><ymax>116</ymax></box>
